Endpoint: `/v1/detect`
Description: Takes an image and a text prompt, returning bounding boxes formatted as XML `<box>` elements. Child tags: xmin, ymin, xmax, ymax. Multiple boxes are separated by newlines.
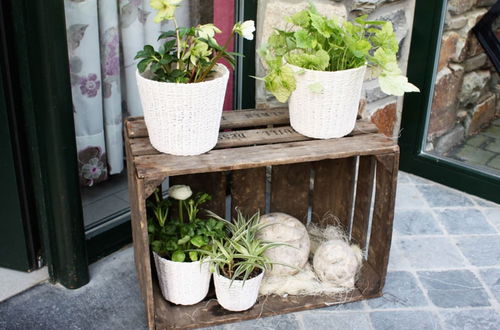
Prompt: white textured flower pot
<box><xmin>136</xmin><ymin>64</ymin><xmax>229</xmax><ymax>155</ymax></box>
<box><xmin>288</xmin><ymin>64</ymin><xmax>366</xmax><ymax>139</ymax></box>
<box><xmin>153</xmin><ymin>252</ymin><xmax>211</xmax><ymax>305</ymax></box>
<box><xmin>214</xmin><ymin>271</ymin><xmax>264</xmax><ymax>312</ymax></box>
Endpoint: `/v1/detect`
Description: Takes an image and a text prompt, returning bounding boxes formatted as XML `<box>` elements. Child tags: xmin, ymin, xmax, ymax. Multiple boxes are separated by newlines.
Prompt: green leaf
<box><xmin>151</xmin><ymin>240</ymin><xmax>162</xmax><ymax>253</ymax></box>
<box><xmin>287</xmin><ymin>49</ymin><xmax>329</xmax><ymax>71</ymax></box>
<box><xmin>264</xmin><ymin>65</ymin><xmax>296</xmax><ymax>103</ymax></box>
<box><xmin>158</xmin><ymin>30</ymin><xmax>176</xmax><ymax>40</ymax></box>
<box><xmin>293</xmin><ymin>30</ymin><xmax>313</xmax><ymax>49</ymax></box>
<box><xmin>286</xmin><ymin>9</ymin><xmax>310</xmax><ymax>28</ymax></box>
<box><xmin>177</xmin><ymin>235</ymin><xmax>190</xmax><ymax>245</ymax></box>
<box><xmin>308</xmin><ymin>82</ymin><xmax>324</xmax><ymax>93</ymax></box>
<box><xmin>137</xmin><ymin>58</ymin><xmax>151</xmax><ymax>73</ymax></box>
<box><xmin>172</xmin><ymin>251</ymin><xmax>186</xmax><ymax>262</ymax></box>
<box><xmin>379</xmin><ymin>74</ymin><xmax>420</xmax><ymax>96</ymax></box>
<box><xmin>189</xmin><ymin>251</ymin><xmax>198</xmax><ymax>261</ymax></box>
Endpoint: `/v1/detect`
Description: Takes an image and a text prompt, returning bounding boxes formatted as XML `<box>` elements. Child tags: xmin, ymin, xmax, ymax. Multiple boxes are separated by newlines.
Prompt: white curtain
<box><xmin>64</xmin><ymin>0</ymin><xmax>190</xmax><ymax>186</ymax></box>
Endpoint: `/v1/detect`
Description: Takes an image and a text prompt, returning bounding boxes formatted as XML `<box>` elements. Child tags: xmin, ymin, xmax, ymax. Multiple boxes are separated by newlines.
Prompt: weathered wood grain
<box><xmin>270</xmin><ymin>163</ymin><xmax>311</xmax><ymax>223</ymax></box>
<box><xmin>231</xmin><ymin>168</ymin><xmax>266</xmax><ymax>219</ymax></box>
<box><xmin>169</xmin><ymin>172</ymin><xmax>227</xmax><ymax>219</ymax></box>
<box><xmin>133</xmin><ymin>134</ymin><xmax>398</xmax><ymax>180</ymax></box>
<box><xmin>312</xmin><ymin>158</ymin><xmax>356</xmax><ymax>231</ymax></box>
<box><xmin>367</xmin><ymin>152</ymin><xmax>399</xmax><ymax>294</ymax></box>
<box><xmin>351</xmin><ymin>156</ymin><xmax>376</xmax><ymax>251</ymax></box>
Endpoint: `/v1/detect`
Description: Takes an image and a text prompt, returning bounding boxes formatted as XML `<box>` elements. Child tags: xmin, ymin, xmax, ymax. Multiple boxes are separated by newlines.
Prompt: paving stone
<box><xmin>300</xmin><ymin>311</ymin><xmax>372</xmax><ymax>330</ymax></box>
<box><xmin>370</xmin><ymin>310</ymin><xmax>441</xmax><ymax>330</ymax></box>
<box><xmin>455</xmin><ymin>236</ymin><xmax>500</xmax><ymax>267</ymax></box>
<box><xmin>323</xmin><ymin>300</ymin><xmax>366</xmax><ymax>311</ymax></box>
<box><xmin>465</xmin><ymin>134</ymin><xmax>490</xmax><ymax>147</ymax></box>
<box><xmin>397</xmin><ymin>171</ymin><xmax>411</xmax><ymax>184</ymax></box>
<box><xmin>387</xmin><ymin>243</ymin><xmax>412</xmax><ymax>271</ymax></box>
<box><xmin>395</xmin><ymin>184</ymin><xmax>427</xmax><ymax>209</ymax></box>
<box><xmin>367</xmin><ymin>272</ymin><xmax>428</xmax><ymax>309</ymax></box>
<box><xmin>483</xmin><ymin>208</ymin><xmax>500</xmax><ymax>230</ymax></box>
<box><xmin>233</xmin><ymin>314</ymin><xmax>299</xmax><ymax>330</ymax></box>
<box><xmin>473</xmin><ymin>197</ymin><xmax>500</xmax><ymax>208</ymax></box>
<box><xmin>407</xmin><ymin>174</ymin><xmax>433</xmax><ymax>185</ymax></box>
<box><xmin>484</xmin><ymin>139</ymin><xmax>500</xmax><ymax>153</ymax></box>
<box><xmin>493</xmin><ymin>118</ymin><xmax>500</xmax><ymax>126</ymax></box>
<box><xmin>434</xmin><ymin>208</ymin><xmax>496</xmax><ymax>235</ymax></box>
<box><xmin>487</xmin><ymin>155</ymin><xmax>500</xmax><ymax>170</ymax></box>
<box><xmin>201</xmin><ymin>326</ymin><xmax>228</xmax><ymax>330</ymax></box>
<box><xmin>453</xmin><ymin>145</ymin><xmax>495</xmax><ymax>166</ymax></box>
<box><xmin>394</xmin><ymin>209</ymin><xmax>443</xmax><ymax>236</ymax></box>
<box><xmin>415</xmin><ymin>184</ymin><xmax>474</xmax><ymax>207</ymax></box>
<box><xmin>397</xmin><ymin>237</ymin><xmax>465</xmax><ymax>269</ymax></box>
<box><xmin>479</xmin><ymin>268</ymin><xmax>500</xmax><ymax>302</ymax></box>
<box><xmin>418</xmin><ymin>270</ymin><xmax>490</xmax><ymax>308</ymax></box>
<box><xmin>439</xmin><ymin>308</ymin><xmax>500</xmax><ymax>330</ymax></box>
<box><xmin>481</xmin><ymin>125</ymin><xmax>500</xmax><ymax>138</ymax></box>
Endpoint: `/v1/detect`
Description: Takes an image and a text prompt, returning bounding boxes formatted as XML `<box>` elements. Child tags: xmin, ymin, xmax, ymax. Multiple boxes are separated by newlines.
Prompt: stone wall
<box><xmin>255</xmin><ymin>0</ymin><xmax>417</xmax><ymax>136</ymax></box>
<box><xmin>427</xmin><ymin>0</ymin><xmax>499</xmax><ymax>154</ymax></box>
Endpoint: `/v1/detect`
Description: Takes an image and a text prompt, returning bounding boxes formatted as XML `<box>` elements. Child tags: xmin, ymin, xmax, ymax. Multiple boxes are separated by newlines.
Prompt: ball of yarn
<box><xmin>313</xmin><ymin>239</ymin><xmax>362</xmax><ymax>288</ymax></box>
<box><xmin>258</xmin><ymin>212</ymin><xmax>310</xmax><ymax>276</ymax></box>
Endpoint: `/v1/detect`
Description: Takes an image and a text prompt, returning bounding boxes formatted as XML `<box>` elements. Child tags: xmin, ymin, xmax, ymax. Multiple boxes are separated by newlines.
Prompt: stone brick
<box><xmin>467</xmin><ymin>34</ymin><xmax>485</xmax><ymax>58</ymax></box>
<box><xmin>438</xmin><ymin>32</ymin><xmax>460</xmax><ymax>71</ymax></box>
<box><xmin>445</xmin><ymin>15</ymin><xmax>468</xmax><ymax>30</ymax></box>
<box><xmin>454</xmin><ymin>10</ymin><xmax>487</xmax><ymax>62</ymax></box>
<box><xmin>349</xmin><ymin>0</ymin><xmax>389</xmax><ymax>15</ymax></box>
<box><xmin>477</xmin><ymin>0</ymin><xmax>496</xmax><ymax>6</ymax></box>
<box><xmin>459</xmin><ymin>70</ymin><xmax>491</xmax><ymax>106</ymax></box>
<box><xmin>365</xmin><ymin>85</ymin><xmax>386</xmax><ymax>103</ymax></box>
<box><xmin>435</xmin><ymin>125</ymin><xmax>465</xmax><ymax>154</ymax></box>
<box><xmin>467</xmin><ymin>94</ymin><xmax>496</xmax><ymax>135</ymax></box>
<box><xmin>448</xmin><ymin>0</ymin><xmax>477</xmax><ymax>15</ymax></box>
<box><xmin>464</xmin><ymin>53</ymin><xmax>488</xmax><ymax>72</ymax></box>
<box><xmin>370</xmin><ymin>101</ymin><xmax>397</xmax><ymax>137</ymax></box>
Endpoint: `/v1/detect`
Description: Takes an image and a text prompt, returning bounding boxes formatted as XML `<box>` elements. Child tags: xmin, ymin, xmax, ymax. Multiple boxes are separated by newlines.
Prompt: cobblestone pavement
<box><xmin>448</xmin><ymin>118</ymin><xmax>500</xmax><ymax>174</ymax></box>
<box><xmin>0</xmin><ymin>173</ymin><xmax>499</xmax><ymax>329</ymax></box>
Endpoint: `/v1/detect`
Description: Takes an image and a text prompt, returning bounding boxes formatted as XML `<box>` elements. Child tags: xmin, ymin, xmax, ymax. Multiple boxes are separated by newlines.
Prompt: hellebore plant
<box><xmin>136</xmin><ymin>0</ymin><xmax>255</xmax><ymax>83</ymax></box>
<box><xmin>258</xmin><ymin>4</ymin><xmax>419</xmax><ymax>102</ymax></box>
<box><xmin>148</xmin><ymin>185</ymin><xmax>226</xmax><ymax>263</ymax></box>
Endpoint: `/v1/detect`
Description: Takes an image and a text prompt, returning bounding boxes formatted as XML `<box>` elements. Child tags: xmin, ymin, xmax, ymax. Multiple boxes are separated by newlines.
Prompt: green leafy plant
<box><xmin>135</xmin><ymin>0</ymin><xmax>255</xmax><ymax>83</ymax></box>
<box><xmin>198</xmin><ymin>210</ymin><xmax>287</xmax><ymax>284</ymax></box>
<box><xmin>148</xmin><ymin>186</ymin><xmax>226</xmax><ymax>262</ymax></box>
<box><xmin>257</xmin><ymin>3</ymin><xmax>419</xmax><ymax>102</ymax></box>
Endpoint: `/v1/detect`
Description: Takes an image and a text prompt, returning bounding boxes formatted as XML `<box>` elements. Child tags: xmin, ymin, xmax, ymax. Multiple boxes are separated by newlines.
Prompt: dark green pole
<box><xmin>8</xmin><ymin>0</ymin><xmax>89</xmax><ymax>288</ymax></box>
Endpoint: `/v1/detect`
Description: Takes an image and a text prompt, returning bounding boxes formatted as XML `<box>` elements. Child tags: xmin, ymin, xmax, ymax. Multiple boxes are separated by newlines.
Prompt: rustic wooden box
<box><xmin>124</xmin><ymin>108</ymin><xmax>399</xmax><ymax>329</ymax></box>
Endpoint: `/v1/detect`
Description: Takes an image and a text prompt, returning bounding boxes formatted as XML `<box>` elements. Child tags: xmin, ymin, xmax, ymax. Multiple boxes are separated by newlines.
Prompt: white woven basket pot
<box><xmin>136</xmin><ymin>64</ymin><xmax>230</xmax><ymax>155</ymax></box>
<box><xmin>214</xmin><ymin>271</ymin><xmax>264</xmax><ymax>312</ymax></box>
<box><xmin>288</xmin><ymin>64</ymin><xmax>367</xmax><ymax>139</ymax></box>
<box><xmin>153</xmin><ymin>252</ymin><xmax>211</xmax><ymax>305</ymax></box>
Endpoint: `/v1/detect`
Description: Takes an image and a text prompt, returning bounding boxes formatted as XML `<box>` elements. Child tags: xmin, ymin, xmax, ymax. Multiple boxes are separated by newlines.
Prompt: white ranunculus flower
<box><xmin>234</xmin><ymin>20</ymin><xmax>255</xmax><ymax>41</ymax></box>
<box><xmin>168</xmin><ymin>185</ymin><xmax>192</xmax><ymax>200</ymax></box>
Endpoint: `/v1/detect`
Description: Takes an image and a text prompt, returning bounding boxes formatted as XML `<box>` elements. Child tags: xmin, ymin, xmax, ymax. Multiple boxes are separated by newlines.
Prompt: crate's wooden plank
<box><xmin>129</xmin><ymin>120</ymin><xmax>378</xmax><ymax>157</ymax></box>
<box><xmin>170</xmin><ymin>172</ymin><xmax>227</xmax><ymax>218</ymax></box>
<box><xmin>126</xmin><ymin>108</ymin><xmax>290</xmax><ymax>138</ymax></box>
<box><xmin>367</xmin><ymin>152</ymin><xmax>399</xmax><ymax>294</ymax></box>
<box><xmin>312</xmin><ymin>158</ymin><xmax>356</xmax><ymax>231</ymax></box>
<box><xmin>270</xmin><ymin>163</ymin><xmax>311</xmax><ymax>223</ymax></box>
<box><xmin>351</xmin><ymin>156</ymin><xmax>376</xmax><ymax>250</ymax></box>
<box><xmin>134</xmin><ymin>134</ymin><xmax>397</xmax><ymax>180</ymax></box>
<box><xmin>231</xmin><ymin>168</ymin><xmax>266</xmax><ymax>218</ymax></box>
<box><xmin>153</xmin><ymin>280</ymin><xmax>371</xmax><ymax>329</ymax></box>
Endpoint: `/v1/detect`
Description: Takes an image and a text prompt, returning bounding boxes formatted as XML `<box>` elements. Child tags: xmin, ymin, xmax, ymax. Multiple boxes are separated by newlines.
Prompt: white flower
<box><xmin>234</xmin><ymin>20</ymin><xmax>255</xmax><ymax>41</ymax></box>
<box><xmin>168</xmin><ymin>185</ymin><xmax>192</xmax><ymax>200</ymax></box>
<box><xmin>196</xmin><ymin>24</ymin><xmax>221</xmax><ymax>40</ymax></box>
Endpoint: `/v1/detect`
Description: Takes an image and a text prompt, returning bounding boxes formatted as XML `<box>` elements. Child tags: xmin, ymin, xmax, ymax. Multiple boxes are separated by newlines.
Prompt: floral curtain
<box><xmin>64</xmin><ymin>0</ymin><xmax>190</xmax><ymax>186</ymax></box>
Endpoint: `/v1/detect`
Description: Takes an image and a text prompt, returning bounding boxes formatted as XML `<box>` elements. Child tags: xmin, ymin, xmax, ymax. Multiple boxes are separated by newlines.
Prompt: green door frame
<box><xmin>399</xmin><ymin>0</ymin><xmax>500</xmax><ymax>204</ymax></box>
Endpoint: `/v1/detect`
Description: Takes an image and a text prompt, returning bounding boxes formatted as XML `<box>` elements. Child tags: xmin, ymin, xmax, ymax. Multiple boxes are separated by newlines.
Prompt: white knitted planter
<box><xmin>153</xmin><ymin>252</ymin><xmax>211</xmax><ymax>305</ymax></box>
<box><xmin>136</xmin><ymin>64</ymin><xmax>230</xmax><ymax>155</ymax></box>
<box><xmin>214</xmin><ymin>271</ymin><xmax>264</xmax><ymax>312</ymax></box>
<box><xmin>288</xmin><ymin>64</ymin><xmax>366</xmax><ymax>139</ymax></box>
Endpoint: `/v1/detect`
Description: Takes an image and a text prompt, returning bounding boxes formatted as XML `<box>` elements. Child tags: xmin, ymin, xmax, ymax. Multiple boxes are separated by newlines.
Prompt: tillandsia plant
<box><xmin>135</xmin><ymin>0</ymin><xmax>255</xmax><ymax>83</ymax></box>
<box><xmin>148</xmin><ymin>185</ymin><xmax>226</xmax><ymax>262</ymax></box>
<box><xmin>257</xmin><ymin>3</ymin><xmax>419</xmax><ymax>102</ymax></box>
<box><xmin>198</xmin><ymin>210</ymin><xmax>287</xmax><ymax>284</ymax></box>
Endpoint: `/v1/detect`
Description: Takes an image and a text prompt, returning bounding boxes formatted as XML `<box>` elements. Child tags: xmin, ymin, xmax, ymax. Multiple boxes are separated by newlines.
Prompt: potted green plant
<box><xmin>148</xmin><ymin>185</ymin><xmax>226</xmax><ymax>305</ymax></box>
<box><xmin>135</xmin><ymin>0</ymin><xmax>255</xmax><ymax>155</ymax></box>
<box><xmin>199</xmin><ymin>210</ymin><xmax>284</xmax><ymax>312</ymax></box>
<box><xmin>258</xmin><ymin>4</ymin><xmax>419</xmax><ymax>139</ymax></box>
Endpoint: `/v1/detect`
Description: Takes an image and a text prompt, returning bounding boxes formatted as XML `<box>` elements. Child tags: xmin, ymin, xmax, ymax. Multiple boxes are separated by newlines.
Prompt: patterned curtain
<box><xmin>64</xmin><ymin>0</ymin><xmax>190</xmax><ymax>186</ymax></box>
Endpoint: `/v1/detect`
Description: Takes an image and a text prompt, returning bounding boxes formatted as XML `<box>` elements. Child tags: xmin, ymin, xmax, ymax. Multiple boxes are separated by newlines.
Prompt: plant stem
<box><xmin>196</xmin><ymin>33</ymin><xmax>234</xmax><ymax>83</ymax></box>
<box><xmin>179</xmin><ymin>200</ymin><xmax>184</xmax><ymax>223</ymax></box>
<box><xmin>174</xmin><ymin>17</ymin><xmax>181</xmax><ymax>70</ymax></box>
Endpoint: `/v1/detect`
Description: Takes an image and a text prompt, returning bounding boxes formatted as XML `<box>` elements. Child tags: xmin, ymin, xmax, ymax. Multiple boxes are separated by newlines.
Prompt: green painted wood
<box><xmin>399</xmin><ymin>0</ymin><xmax>500</xmax><ymax>203</ymax></box>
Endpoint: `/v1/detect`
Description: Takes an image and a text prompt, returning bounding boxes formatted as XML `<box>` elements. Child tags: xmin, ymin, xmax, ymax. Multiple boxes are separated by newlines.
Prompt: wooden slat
<box><xmin>129</xmin><ymin>120</ymin><xmax>379</xmax><ymax>157</ymax></box>
<box><xmin>351</xmin><ymin>156</ymin><xmax>376</xmax><ymax>251</ymax></box>
<box><xmin>270</xmin><ymin>163</ymin><xmax>311</xmax><ymax>223</ymax></box>
<box><xmin>231</xmin><ymin>168</ymin><xmax>266</xmax><ymax>219</ymax></box>
<box><xmin>134</xmin><ymin>134</ymin><xmax>398</xmax><ymax>180</ymax></box>
<box><xmin>169</xmin><ymin>172</ymin><xmax>227</xmax><ymax>218</ymax></box>
<box><xmin>367</xmin><ymin>152</ymin><xmax>399</xmax><ymax>294</ymax></box>
<box><xmin>312</xmin><ymin>158</ymin><xmax>356</xmax><ymax>230</ymax></box>
<box><xmin>126</xmin><ymin>108</ymin><xmax>290</xmax><ymax>138</ymax></box>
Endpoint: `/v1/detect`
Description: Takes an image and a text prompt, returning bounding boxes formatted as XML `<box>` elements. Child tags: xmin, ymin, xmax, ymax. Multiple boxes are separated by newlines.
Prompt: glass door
<box><xmin>400</xmin><ymin>0</ymin><xmax>500</xmax><ymax>203</ymax></box>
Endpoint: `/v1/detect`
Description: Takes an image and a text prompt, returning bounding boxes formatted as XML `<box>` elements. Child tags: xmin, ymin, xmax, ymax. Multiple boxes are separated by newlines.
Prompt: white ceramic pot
<box><xmin>214</xmin><ymin>271</ymin><xmax>264</xmax><ymax>312</ymax></box>
<box><xmin>288</xmin><ymin>64</ymin><xmax>367</xmax><ymax>139</ymax></box>
<box><xmin>153</xmin><ymin>252</ymin><xmax>211</xmax><ymax>305</ymax></box>
<box><xmin>136</xmin><ymin>64</ymin><xmax>230</xmax><ymax>155</ymax></box>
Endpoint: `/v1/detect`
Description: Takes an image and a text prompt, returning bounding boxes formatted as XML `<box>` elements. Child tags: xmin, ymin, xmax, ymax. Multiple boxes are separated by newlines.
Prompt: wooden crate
<box><xmin>125</xmin><ymin>108</ymin><xmax>399</xmax><ymax>329</ymax></box>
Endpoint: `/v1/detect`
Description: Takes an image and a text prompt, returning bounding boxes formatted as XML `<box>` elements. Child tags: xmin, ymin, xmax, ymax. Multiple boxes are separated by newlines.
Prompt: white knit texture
<box><xmin>288</xmin><ymin>64</ymin><xmax>366</xmax><ymax>139</ymax></box>
<box><xmin>214</xmin><ymin>271</ymin><xmax>264</xmax><ymax>311</ymax></box>
<box><xmin>136</xmin><ymin>64</ymin><xmax>230</xmax><ymax>155</ymax></box>
<box><xmin>153</xmin><ymin>252</ymin><xmax>211</xmax><ymax>305</ymax></box>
